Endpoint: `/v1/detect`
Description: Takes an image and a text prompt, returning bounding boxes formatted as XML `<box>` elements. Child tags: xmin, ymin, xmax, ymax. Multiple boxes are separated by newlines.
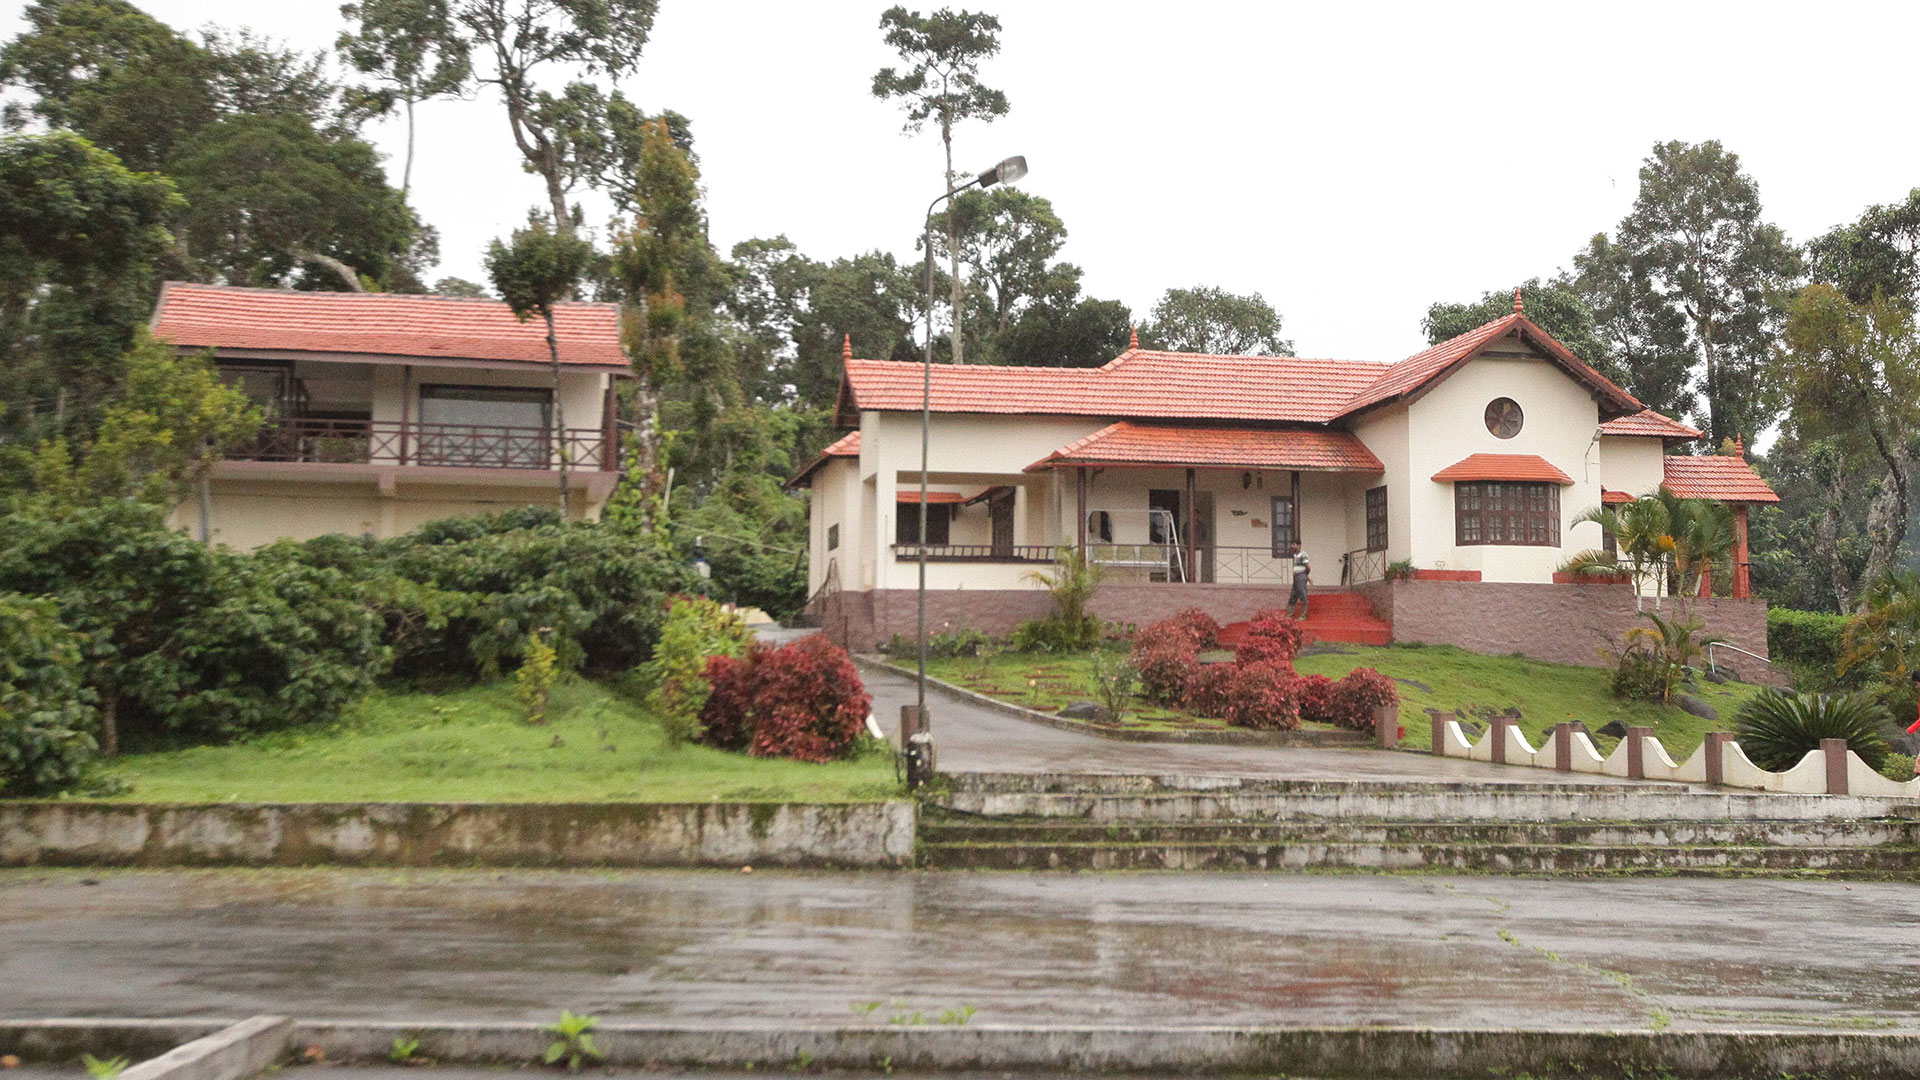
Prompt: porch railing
<box><xmin>228</xmin><ymin>417</ymin><xmax>616</xmax><ymax>471</ymax></box>
<box><xmin>1341</xmin><ymin>547</ymin><xmax>1386</xmax><ymax>586</ymax></box>
<box><xmin>890</xmin><ymin>544</ymin><xmax>1055</xmax><ymax>563</ymax></box>
<box><xmin>1086</xmin><ymin>543</ymin><xmax>1297</xmax><ymax>586</ymax></box>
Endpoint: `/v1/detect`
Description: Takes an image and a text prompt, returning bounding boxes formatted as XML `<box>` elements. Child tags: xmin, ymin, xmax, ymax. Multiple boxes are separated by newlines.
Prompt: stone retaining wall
<box><xmin>0</xmin><ymin>800</ymin><xmax>916</xmax><ymax>869</ymax></box>
<box><xmin>1354</xmin><ymin>579</ymin><xmax>1784</xmax><ymax>684</ymax></box>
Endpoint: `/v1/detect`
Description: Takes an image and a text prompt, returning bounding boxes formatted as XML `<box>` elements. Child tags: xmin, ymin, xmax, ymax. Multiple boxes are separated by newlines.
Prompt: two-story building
<box><xmin>151</xmin><ymin>282</ymin><xmax>627</xmax><ymax>548</ymax></box>
<box><xmin>791</xmin><ymin>293</ymin><xmax>1781</xmax><ymax>665</ymax></box>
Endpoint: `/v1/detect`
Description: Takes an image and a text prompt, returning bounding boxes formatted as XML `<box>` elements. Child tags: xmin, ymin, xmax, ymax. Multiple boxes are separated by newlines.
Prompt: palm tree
<box><xmin>1625</xmin><ymin>610</ymin><xmax>1723</xmax><ymax>702</ymax></box>
<box><xmin>1662</xmin><ymin>492</ymin><xmax>1736</xmax><ymax>611</ymax></box>
<box><xmin>1839</xmin><ymin>567</ymin><xmax>1920</xmax><ymax>683</ymax></box>
<box><xmin>1568</xmin><ymin>494</ymin><xmax>1671</xmax><ymax>610</ymax></box>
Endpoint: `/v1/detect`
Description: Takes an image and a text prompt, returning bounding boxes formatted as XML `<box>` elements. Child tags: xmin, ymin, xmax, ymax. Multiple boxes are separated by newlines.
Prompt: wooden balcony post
<box><xmin>1733</xmin><ymin>505</ymin><xmax>1751</xmax><ymax>599</ymax></box>
<box><xmin>1075</xmin><ymin>466</ymin><xmax>1088</xmax><ymax>552</ymax></box>
<box><xmin>1183</xmin><ymin>468</ymin><xmax>1197</xmax><ymax>583</ymax></box>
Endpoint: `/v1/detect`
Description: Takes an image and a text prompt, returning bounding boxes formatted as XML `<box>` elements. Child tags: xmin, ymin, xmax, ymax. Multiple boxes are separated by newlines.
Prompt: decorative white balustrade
<box><xmin>1432</xmin><ymin>716</ymin><xmax>1920</xmax><ymax>798</ymax></box>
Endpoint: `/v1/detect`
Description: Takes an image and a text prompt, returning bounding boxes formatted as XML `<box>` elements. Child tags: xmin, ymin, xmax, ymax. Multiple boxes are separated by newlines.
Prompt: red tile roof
<box><xmin>151</xmin><ymin>282</ymin><xmax>628</xmax><ymax>368</ymax></box>
<box><xmin>785</xmin><ymin>430</ymin><xmax>860</xmax><ymax>489</ymax></box>
<box><xmin>1334</xmin><ymin>313</ymin><xmax>1641</xmax><ymax>420</ymax></box>
<box><xmin>1661</xmin><ymin>455</ymin><xmax>1780</xmax><ymax>504</ymax></box>
<box><xmin>896</xmin><ymin>490</ymin><xmax>971</xmax><ymax>504</ymax></box>
<box><xmin>1600</xmin><ymin>409</ymin><xmax>1703</xmax><ymax>440</ymax></box>
<box><xmin>1431</xmin><ymin>453</ymin><xmax>1574</xmax><ymax>485</ymax></box>
<box><xmin>840</xmin><ymin>350</ymin><xmax>1391</xmax><ymax>424</ymax></box>
<box><xmin>1601</xmin><ymin>488</ymin><xmax>1634</xmax><ymax>505</ymax></box>
<box><xmin>1026</xmin><ymin>422</ymin><xmax>1383</xmax><ymax>473</ymax></box>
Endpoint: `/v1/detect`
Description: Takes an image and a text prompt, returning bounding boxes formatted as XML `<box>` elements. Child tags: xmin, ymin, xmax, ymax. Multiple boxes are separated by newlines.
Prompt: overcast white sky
<box><xmin>10</xmin><ymin>0</ymin><xmax>1920</xmax><ymax>363</ymax></box>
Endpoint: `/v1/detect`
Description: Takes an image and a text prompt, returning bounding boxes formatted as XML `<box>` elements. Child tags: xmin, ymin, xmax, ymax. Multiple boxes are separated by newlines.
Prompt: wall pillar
<box><xmin>1625</xmin><ymin>725</ymin><xmax>1653</xmax><ymax>780</ymax></box>
<box><xmin>1704</xmin><ymin>731</ymin><xmax>1733</xmax><ymax>787</ymax></box>
<box><xmin>1822</xmin><ymin>738</ymin><xmax>1849</xmax><ymax>795</ymax></box>
<box><xmin>1733</xmin><ymin>504</ymin><xmax>1751</xmax><ymax>599</ymax></box>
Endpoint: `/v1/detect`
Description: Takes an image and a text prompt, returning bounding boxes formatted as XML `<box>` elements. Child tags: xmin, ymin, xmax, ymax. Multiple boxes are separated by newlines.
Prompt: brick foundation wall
<box><xmin>1373</xmin><ymin>580</ymin><xmax>1785</xmax><ymax>685</ymax></box>
<box><xmin>815</xmin><ymin>584</ymin><xmax>1294</xmax><ymax>653</ymax></box>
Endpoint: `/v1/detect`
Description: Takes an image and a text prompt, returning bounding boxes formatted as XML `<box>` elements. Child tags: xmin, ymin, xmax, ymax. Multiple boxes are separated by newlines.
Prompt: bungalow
<box><xmin>791</xmin><ymin>292</ymin><xmax>1781</xmax><ymax>665</ymax></box>
<box><xmin>150</xmin><ymin>283</ymin><xmax>628</xmax><ymax>548</ymax></box>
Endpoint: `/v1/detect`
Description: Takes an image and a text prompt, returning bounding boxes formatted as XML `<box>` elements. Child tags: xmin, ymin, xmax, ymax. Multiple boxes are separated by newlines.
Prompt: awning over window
<box><xmin>1601</xmin><ymin>488</ymin><xmax>1634</xmax><ymax>505</ymax></box>
<box><xmin>1431</xmin><ymin>453</ymin><xmax>1573</xmax><ymax>485</ymax></box>
<box><xmin>1025</xmin><ymin>421</ymin><xmax>1383</xmax><ymax>473</ymax></box>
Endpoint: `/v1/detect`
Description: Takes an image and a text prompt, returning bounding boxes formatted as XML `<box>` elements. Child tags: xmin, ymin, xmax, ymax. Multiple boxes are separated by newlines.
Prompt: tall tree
<box><xmin>1807</xmin><ymin>188</ymin><xmax>1920</xmax><ymax>310</ymax></box>
<box><xmin>1613</xmin><ymin>140</ymin><xmax>1802</xmax><ymax>446</ymax></box>
<box><xmin>336</xmin><ymin>0</ymin><xmax>472</xmax><ymax>196</ymax></box>
<box><xmin>1779</xmin><ymin>284</ymin><xmax>1920</xmax><ymax>601</ymax></box>
<box><xmin>872</xmin><ymin>6</ymin><xmax>1008</xmax><ymax>366</ymax></box>
<box><xmin>1423</xmin><ymin>278</ymin><xmax>1617</xmax><ymax>379</ymax></box>
<box><xmin>485</xmin><ymin>215</ymin><xmax>593</xmax><ymax>515</ymax></box>
<box><xmin>1566</xmin><ymin>233</ymin><xmax>1698</xmax><ymax>419</ymax></box>
<box><xmin>1141</xmin><ymin>286</ymin><xmax>1293</xmax><ymax>356</ymax></box>
<box><xmin>0</xmin><ymin>131</ymin><xmax>182</xmax><ymax>443</ymax></box>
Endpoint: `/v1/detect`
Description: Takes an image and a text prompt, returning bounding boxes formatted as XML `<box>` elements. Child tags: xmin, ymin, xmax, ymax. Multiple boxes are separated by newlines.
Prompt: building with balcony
<box><xmin>790</xmin><ymin>293</ymin><xmax>1782</xmax><ymax>668</ymax></box>
<box><xmin>151</xmin><ymin>283</ymin><xmax>628</xmax><ymax>548</ymax></box>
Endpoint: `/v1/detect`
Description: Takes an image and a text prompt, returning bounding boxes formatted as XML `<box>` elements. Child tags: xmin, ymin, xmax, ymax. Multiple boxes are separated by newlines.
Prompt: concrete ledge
<box><xmin>303</xmin><ymin>1021</ymin><xmax>1920</xmax><ymax>1078</ymax></box>
<box><xmin>0</xmin><ymin>1020</ymin><xmax>230</xmax><ymax>1064</ymax></box>
<box><xmin>0</xmin><ymin>800</ymin><xmax>915</xmax><ymax>869</ymax></box>
<box><xmin>857</xmin><ymin>656</ymin><xmax>1371</xmax><ymax>748</ymax></box>
<box><xmin>120</xmin><ymin>1016</ymin><xmax>291</xmax><ymax>1080</ymax></box>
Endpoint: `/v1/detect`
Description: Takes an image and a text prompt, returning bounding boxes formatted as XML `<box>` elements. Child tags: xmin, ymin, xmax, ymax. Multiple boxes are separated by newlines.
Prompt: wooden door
<box><xmin>989</xmin><ymin>487</ymin><xmax>1015</xmax><ymax>558</ymax></box>
<box><xmin>1195</xmin><ymin>491</ymin><xmax>1216</xmax><ymax>583</ymax></box>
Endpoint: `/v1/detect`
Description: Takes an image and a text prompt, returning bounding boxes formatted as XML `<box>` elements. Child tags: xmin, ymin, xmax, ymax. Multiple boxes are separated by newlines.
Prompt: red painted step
<box><xmin>1216</xmin><ymin>590</ymin><xmax>1393</xmax><ymax>647</ymax></box>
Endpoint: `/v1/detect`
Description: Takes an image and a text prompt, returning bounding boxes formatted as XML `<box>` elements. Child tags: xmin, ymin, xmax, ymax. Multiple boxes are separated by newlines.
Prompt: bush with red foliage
<box><xmin>1221</xmin><ymin>661</ymin><xmax>1302</xmax><ymax>730</ymax></box>
<box><xmin>1180</xmin><ymin>662</ymin><xmax>1237</xmax><ymax>718</ymax></box>
<box><xmin>697</xmin><ymin>652</ymin><xmax>757</xmax><ymax>751</ymax></box>
<box><xmin>695</xmin><ymin>636</ymin><xmax>873</xmax><ymax>762</ymax></box>
<box><xmin>1157</xmin><ymin>608</ymin><xmax>1222</xmax><ymax>651</ymax></box>
<box><xmin>1291</xmin><ymin>673</ymin><xmax>1337</xmax><ymax>724</ymax></box>
<box><xmin>1234</xmin><ymin>610</ymin><xmax>1307</xmax><ymax>668</ymax></box>
<box><xmin>1326</xmin><ymin>666</ymin><xmax>1400</xmax><ymax>731</ymax></box>
<box><xmin>1133</xmin><ymin>640</ymin><xmax>1199</xmax><ymax>705</ymax></box>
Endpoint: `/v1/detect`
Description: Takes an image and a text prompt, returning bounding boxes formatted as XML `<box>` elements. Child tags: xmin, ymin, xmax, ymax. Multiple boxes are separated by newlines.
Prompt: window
<box><xmin>826</xmin><ymin>523</ymin><xmax>839</xmax><ymax>551</ymax></box>
<box><xmin>1365</xmin><ymin>486</ymin><xmax>1388</xmax><ymax>552</ymax></box>
<box><xmin>1454</xmin><ymin>481</ymin><xmax>1559</xmax><ymax>546</ymax></box>
<box><xmin>1148</xmin><ymin>489</ymin><xmax>1181</xmax><ymax>544</ymax></box>
<box><xmin>417</xmin><ymin>385</ymin><xmax>553</xmax><ymax>468</ymax></box>
<box><xmin>895</xmin><ymin>501</ymin><xmax>950</xmax><ymax>545</ymax></box>
<box><xmin>1269</xmin><ymin>495</ymin><xmax>1295</xmax><ymax>557</ymax></box>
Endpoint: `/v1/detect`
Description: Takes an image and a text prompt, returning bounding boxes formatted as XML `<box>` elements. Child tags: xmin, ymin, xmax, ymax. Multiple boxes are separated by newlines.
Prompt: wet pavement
<box><xmin>4</xmin><ymin>868</ymin><xmax>1916</xmax><ymax>1032</ymax></box>
<box><xmin>860</xmin><ymin>663</ymin><xmax>1650</xmax><ymax>785</ymax></box>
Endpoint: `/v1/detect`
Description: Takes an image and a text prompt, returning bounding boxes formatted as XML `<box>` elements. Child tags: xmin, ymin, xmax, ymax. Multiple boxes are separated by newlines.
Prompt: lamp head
<box><xmin>976</xmin><ymin>155</ymin><xmax>1028</xmax><ymax>189</ymax></box>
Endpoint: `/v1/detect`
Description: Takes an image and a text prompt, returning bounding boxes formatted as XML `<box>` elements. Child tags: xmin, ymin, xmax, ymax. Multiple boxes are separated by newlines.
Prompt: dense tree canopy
<box><xmin>1423</xmin><ymin>278</ymin><xmax>1614</xmax><ymax>379</ymax></box>
<box><xmin>1141</xmin><ymin>286</ymin><xmax>1292</xmax><ymax>356</ymax></box>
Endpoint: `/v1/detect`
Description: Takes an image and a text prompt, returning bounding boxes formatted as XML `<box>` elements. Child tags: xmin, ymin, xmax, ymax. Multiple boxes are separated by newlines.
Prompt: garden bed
<box><xmin>924</xmin><ymin>643</ymin><xmax>1768</xmax><ymax>758</ymax></box>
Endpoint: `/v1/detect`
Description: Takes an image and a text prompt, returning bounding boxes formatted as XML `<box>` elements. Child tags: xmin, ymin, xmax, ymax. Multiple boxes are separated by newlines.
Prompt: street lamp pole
<box><xmin>913</xmin><ymin>154</ymin><xmax>1028</xmax><ymax>761</ymax></box>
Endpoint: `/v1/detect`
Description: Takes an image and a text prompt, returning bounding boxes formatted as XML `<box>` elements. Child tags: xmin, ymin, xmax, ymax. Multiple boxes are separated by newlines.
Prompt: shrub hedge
<box><xmin>1766</xmin><ymin>608</ymin><xmax>1854</xmax><ymax>690</ymax></box>
<box><xmin>698</xmin><ymin>635</ymin><xmax>872</xmax><ymax>763</ymax></box>
<box><xmin>0</xmin><ymin>593</ymin><xmax>98</xmax><ymax>796</ymax></box>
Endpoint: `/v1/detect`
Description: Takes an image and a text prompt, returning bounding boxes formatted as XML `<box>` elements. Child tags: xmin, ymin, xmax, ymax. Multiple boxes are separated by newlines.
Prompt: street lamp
<box><xmin>907</xmin><ymin>155</ymin><xmax>1028</xmax><ymax>784</ymax></box>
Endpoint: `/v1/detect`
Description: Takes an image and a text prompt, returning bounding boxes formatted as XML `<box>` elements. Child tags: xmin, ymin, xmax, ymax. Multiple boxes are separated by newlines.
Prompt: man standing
<box><xmin>1288</xmin><ymin>542</ymin><xmax>1310</xmax><ymax>620</ymax></box>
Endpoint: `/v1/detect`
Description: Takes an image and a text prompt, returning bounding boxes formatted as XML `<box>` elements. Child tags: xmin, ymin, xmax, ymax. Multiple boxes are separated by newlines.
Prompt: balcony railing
<box><xmin>228</xmin><ymin>417</ymin><xmax>616</xmax><ymax>471</ymax></box>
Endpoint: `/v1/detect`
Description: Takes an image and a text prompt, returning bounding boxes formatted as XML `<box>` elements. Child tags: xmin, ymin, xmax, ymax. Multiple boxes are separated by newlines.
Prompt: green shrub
<box><xmin>515</xmin><ymin>630</ymin><xmax>560</xmax><ymax>725</ymax></box>
<box><xmin>642</xmin><ymin>596</ymin><xmax>751</xmax><ymax>745</ymax></box>
<box><xmin>1881</xmin><ymin>752</ymin><xmax>1916</xmax><ymax>783</ymax></box>
<box><xmin>0</xmin><ymin>593</ymin><xmax>97</xmax><ymax>796</ymax></box>
<box><xmin>886</xmin><ymin>627</ymin><xmax>992</xmax><ymax>659</ymax></box>
<box><xmin>1767</xmin><ymin>608</ymin><xmax>1854</xmax><ymax>690</ymax></box>
<box><xmin>0</xmin><ymin>501</ymin><xmax>384</xmax><ymax>749</ymax></box>
<box><xmin>1732</xmin><ymin>689</ymin><xmax>1892</xmax><ymax>772</ymax></box>
<box><xmin>1086</xmin><ymin>648</ymin><xmax>1139</xmax><ymax>722</ymax></box>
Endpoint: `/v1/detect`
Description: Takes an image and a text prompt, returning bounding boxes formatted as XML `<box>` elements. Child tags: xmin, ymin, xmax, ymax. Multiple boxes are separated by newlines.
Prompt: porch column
<box><xmin>1184</xmin><ymin>467</ymin><xmax>1197</xmax><ymax>583</ymax></box>
<box><xmin>1290</xmin><ymin>470</ymin><xmax>1302</xmax><ymax>548</ymax></box>
<box><xmin>1076</xmin><ymin>466</ymin><xmax>1088</xmax><ymax>551</ymax></box>
<box><xmin>1733</xmin><ymin>504</ymin><xmax>1751</xmax><ymax>599</ymax></box>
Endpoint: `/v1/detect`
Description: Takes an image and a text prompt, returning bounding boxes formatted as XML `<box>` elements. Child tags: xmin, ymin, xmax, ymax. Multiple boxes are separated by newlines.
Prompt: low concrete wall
<box><xmin>0</xmin><ymin>800</ymin><xmax>915</xmax><ymax>869</ymax></box>
<box><xmin>1356</xmin><ymin>579</ymin><xmax>1785</xmax><ymax>684</ymax></box>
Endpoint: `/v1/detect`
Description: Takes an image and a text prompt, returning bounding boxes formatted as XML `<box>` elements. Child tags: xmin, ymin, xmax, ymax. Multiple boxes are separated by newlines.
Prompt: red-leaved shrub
<box><xmin>1158</xmin><ymin>608</ymin><xmax>1222</xmax><ymax>651</ymax></box>
<box><xmin>696</xmin><ymin>636</ymin><xmax>873</xmax><ymax>762</ymax></box>
<box><xmin>1133</xmin><ymin>640</ymin><xmax>1199</xmax><ymax>705</ymax></box>
<box><xmin>1181</xmin><ymin>662</ymin><xmax>1237</xmax><ymax>718</ymax></box>
<box><xmin>1222</xmin><ymin>661</ymin><xmax>1302</xmax><ymax>730</ymax></box>
<box><xmin>1291</xmin><ymin>673</ymin><xmax>1337</xmax><ymax>724</ymax></box>
<box><xmin>697</xmin><ymin>651</ymin><xmax>757</xmax><ymax>751</ymax></box>
<box><xmin>1326</xmin><ymin>666</ymin><xmax>1399</xmax><ymax>731</ymax></box>
<box><xmin>1235</xmin><ymin>610</ymin><xmax>1307</xmax><ymax>668</ymax></box>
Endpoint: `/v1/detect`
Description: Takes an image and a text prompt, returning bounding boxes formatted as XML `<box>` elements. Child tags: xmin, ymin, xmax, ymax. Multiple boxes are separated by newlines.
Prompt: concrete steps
<box><xmin>922</xmin><ymin>772</ymin><xmax>1920</xmax><ymax>876</ymax></box>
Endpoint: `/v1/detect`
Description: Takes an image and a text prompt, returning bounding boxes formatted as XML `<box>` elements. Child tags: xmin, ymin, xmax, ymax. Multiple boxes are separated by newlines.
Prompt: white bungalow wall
<box><xmin>1399</xmin><ymin>350</ymin><xmax>1606</xmax><ymax>582</ymax></box>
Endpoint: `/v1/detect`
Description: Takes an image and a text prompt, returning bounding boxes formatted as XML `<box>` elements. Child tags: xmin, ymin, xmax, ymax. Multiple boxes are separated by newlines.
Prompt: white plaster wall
<box><xmin>1401</xmin><ymin>352</ymin><xmax>1604</xmax><ymax>582</ymax></box>
<box><xmin>1598</xmin><ymin>436</ymin><xmax>1666</xmax><ymax>500</ymax></box>
<box><xmin>1350</xmin><ymin>408</ymin><xmax>1412</xmax><ymax>564</ymax></box>
<box><xmin>169</xmin><ymin>477</ymin><xmax>596</xmax><ymax>549</ymax></box>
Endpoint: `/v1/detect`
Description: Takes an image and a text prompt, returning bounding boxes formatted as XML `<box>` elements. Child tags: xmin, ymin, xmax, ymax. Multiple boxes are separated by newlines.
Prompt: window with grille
<box><xmin>1454</xmin><ymin>481</ymin><xmax>1558</xmax><ymax>546</ymax></box>
<box><xmin>1365</xmin><ymin>486</ymin><xmax>1388</xmax><ymax>552</ymax></box>
<box><xmin>895</xmin><ymin>502</ymin><xmax>951</xmax><ymax>545</ymax></box>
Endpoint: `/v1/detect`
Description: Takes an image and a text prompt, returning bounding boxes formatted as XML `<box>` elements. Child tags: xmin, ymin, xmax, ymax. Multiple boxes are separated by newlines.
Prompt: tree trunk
<box><xmin>1859</xmin><ymin>452</ymin><xmax>1913</xmax><ymax>596</ymax></box>
<box><xmin>294</xmin><ymin>250</ymin><xmax>366</xmax><ymax>292</ymax></box>
<box><xmin>402</xmin><ymin>94</ymin><xmax>416</xmax><ymax>197</ymax></box>
<box><xmin>500</xmin><ymin>78</ymin><xmax>573</xmax><ymax>235</ymax></box>
<box><xmin>98</xmin><ymin>693</ymin><xmax>117</xmax><ymax>758</ymax></box>
<box><xmin>1814</xmin><ymin>485</ymin><xmax>1853</xmax><ymax>613</ymax></box>
<box><xmin>544</xmin><ymin>309</ymin><xmax>570</xmax><ymax>519</ymax></box>
<box><xmin>941</xmin><ymin>110</ymin><xmax>963</xmax><ymax>365</ymax></box>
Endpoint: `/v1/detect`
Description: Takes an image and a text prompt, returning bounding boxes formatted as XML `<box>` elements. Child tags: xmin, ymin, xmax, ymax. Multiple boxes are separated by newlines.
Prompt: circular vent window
<box><xmin>1485</xmin><ymin>397</ymin><xmax>1524</xmax><ymax>439</ymax></box>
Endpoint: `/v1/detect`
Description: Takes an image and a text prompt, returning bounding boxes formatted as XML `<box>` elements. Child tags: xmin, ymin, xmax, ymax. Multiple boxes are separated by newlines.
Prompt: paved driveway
<box><xmin>859</xmin><ymin>661</ymin><xmax>1646</xmax><ymax>785</ymax></box>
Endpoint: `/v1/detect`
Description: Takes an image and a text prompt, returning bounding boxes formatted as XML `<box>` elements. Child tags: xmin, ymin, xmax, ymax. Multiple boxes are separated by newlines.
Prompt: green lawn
<box><xmin>928</xmin><ymin>644</ymin><xmax>1766</xmax><ymax>759</ymax></box>
<box><xmin>94</xmin><ymin>679</ymin><xmax>900</xmax><ymax>803</ymax></box>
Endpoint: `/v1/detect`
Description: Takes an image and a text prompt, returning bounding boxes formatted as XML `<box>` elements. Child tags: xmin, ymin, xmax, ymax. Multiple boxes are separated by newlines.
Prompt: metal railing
<box><xmin>228</xmin><ymin>417</ymin><xmax>616</xmax><ymax>471</ymax></box>
<box><xmin>890</xmin><ymin>544</ymin><xmax>1056</xmax><ymax>563</ymax></box>
<box><xmin>1705</xmin><ymin>641</ymin><xmax>1773</xmax><ymax>675</ymax></box>
<box><xmin>1084</xmin><ymin>543</ymin><xmax>1296</xmax><ymax>585</ymax></box>
<box><xmin>1342</xmin><ymin>547</ymin><xmax>1386</xmax><ymax>586</ymax></box>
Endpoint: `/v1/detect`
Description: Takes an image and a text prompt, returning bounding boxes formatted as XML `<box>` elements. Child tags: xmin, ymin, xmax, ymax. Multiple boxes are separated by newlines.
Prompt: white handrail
<box><xmin>1705</xmin><ymin>641</ymin><xmax>1772</xmax><ymax>674</ymax></box>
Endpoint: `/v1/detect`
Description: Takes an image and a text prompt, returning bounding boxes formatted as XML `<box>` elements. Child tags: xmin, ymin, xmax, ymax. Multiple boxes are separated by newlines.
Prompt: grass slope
<box><xmin>97</xmin><ymin>679</ymin><xmax>899</xmax><ymax>803</ymax></box>
<box><xmin>929</xmin><ymin>644</ymin><xmax>1764</xmax><ymax>758</ymax></box>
